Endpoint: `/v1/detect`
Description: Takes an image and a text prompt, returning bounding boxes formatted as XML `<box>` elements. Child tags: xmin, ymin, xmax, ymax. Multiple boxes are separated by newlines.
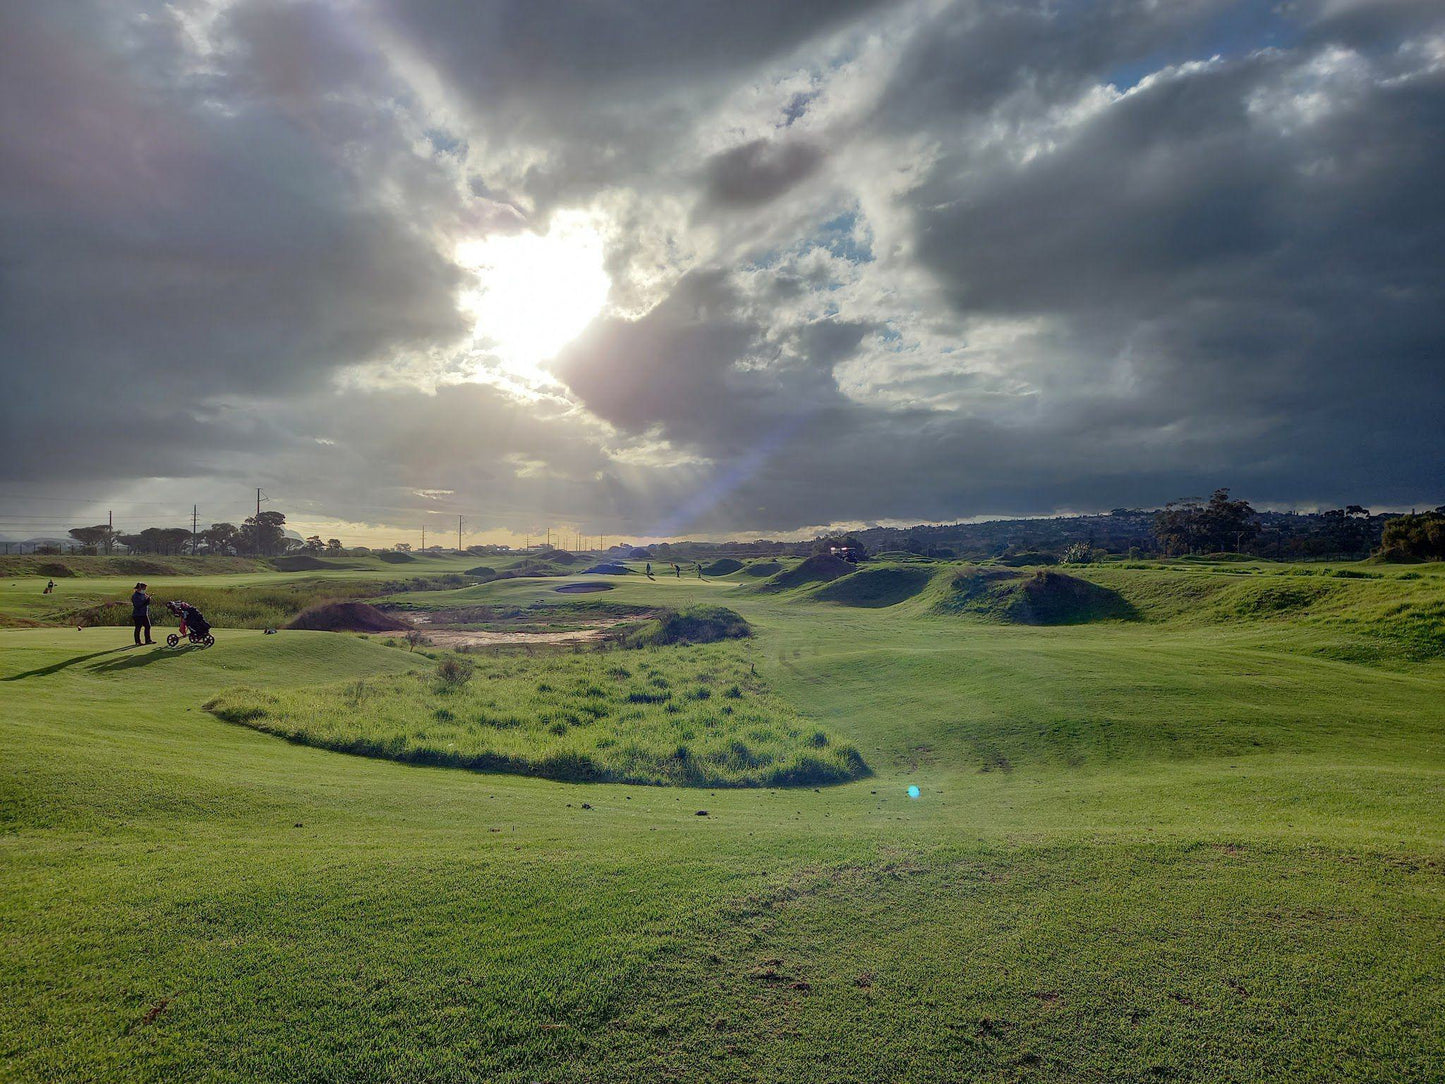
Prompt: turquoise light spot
<box><xmin>907</xmin><ymin>785</ymin><xmax>920</xmax><ymax>799</ymax></box>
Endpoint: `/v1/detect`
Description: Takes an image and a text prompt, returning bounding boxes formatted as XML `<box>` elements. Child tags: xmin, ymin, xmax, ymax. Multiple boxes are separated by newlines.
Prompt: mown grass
<box><xmin>64</xmin><ymin>580</ymin><xmax>365</xmax><ymax>629</ymax></box>
<box><xmin>1</xmin><ymin>559</ymin><xmax>1443</xmax><ymax>1083</ymax></box>
<box><xmin>205</xmin><ymin>641</ymin><xmax>867</xmax><ymax>787</ymax></box>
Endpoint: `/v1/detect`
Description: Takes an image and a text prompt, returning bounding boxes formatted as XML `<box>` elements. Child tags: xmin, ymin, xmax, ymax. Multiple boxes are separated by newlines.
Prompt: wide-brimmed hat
<box><xmin>134</xmin><ymin>582</ymin><xmax>147</xmax><ymax>589</ymax></box>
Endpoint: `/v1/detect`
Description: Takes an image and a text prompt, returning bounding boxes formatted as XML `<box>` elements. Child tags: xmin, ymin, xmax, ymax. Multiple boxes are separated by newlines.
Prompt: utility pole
<box><xmin>192</xmin><ymin>504</ymin><xmax>198</xmax><ymax>556</ymax></box>
<box><xmin>421</xmin><ymin>525</ymin><xmax>425</xmax><ymax>551</ymax></box>
<box><xmin>255</xmin><ymin>488</ymin><xmax>269</xmax><ymax>556</ymax></box>
<box><xmin>108</xmin><ymin>509</ymin><xmax>114</xmax><ymax>556</ymax></box>
<box><xmin>458</xmin><ymin>515</ymin><xmax>464</xmax><ymax>552</ymax></box>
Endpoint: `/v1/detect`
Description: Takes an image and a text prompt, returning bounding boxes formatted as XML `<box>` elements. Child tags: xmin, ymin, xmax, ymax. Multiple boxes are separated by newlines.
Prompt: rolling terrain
<box><xmin>1</xmin><ymin>554</ymin><xmax>1441</xmax><ymax>1081</ymax></box>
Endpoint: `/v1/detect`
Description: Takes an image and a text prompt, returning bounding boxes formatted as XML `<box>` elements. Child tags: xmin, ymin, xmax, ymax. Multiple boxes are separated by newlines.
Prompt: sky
<box><xmin>1</xmin><ymin>0</ymin><xmax>1442</xmax><ymax>547</ymax></box>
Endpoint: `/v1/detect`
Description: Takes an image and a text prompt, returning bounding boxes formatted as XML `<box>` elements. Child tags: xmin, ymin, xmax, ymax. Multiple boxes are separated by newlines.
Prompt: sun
<box><xmin>455</xmin><ymin>211</ymin><xmax>610</xmax><ymax>385</ymax></box>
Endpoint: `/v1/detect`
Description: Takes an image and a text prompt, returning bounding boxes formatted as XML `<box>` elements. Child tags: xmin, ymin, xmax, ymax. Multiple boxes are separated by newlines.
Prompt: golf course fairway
<box><xmin>1</xmin><ymin>556</ymin><xmax>1441</xmax><ymax>1081</ymax></box>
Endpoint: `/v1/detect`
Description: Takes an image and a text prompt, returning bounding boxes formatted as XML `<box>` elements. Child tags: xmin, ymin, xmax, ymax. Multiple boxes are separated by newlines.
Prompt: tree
<box><xmin>303</xmin><ymin>536</ymin><xmax>324</xmax><ymax>554</ymax></box>
<box><xmin>201</xmin><ymin>523</ymin><xmax>238</xmax><ymax>554</ymax></box>
<box><xmin>68</xmin><ymin>524</ymin><xmax>119</xmax><ymax>554</ymax></box>
<box><xmin>1379</xmin><ymin>508</ymin><xmax>1445</xmax><ymax>560</ymax></box>
<box><xmin>239</xmin><ymin>511</ymin><xmax>287</xmax><ymax>556</ymax></box>
<box><xmin>326</xmin><ymin>538</ymin><xmax>343</xmax><ymax>553</ymax></box>
<box><xmin>1197</xmin><ymin>489</ymin><xmax>1259</xmax><ymax>552</ymax></box>
<box><xmin>1154</xmin><ymin>489</ymin><xmax>1258</xmax><ymax>554</ymax></box>
<box><xmin>394</xmin><ymin>542</ymin><xmax>412</xmax><ymax>552</ymax></box>
<box><xmin>1153</xmin><ymin>498</ymin><xmax>1203</xmax><ymax>555</ymax></box>
<box><xmin>1318</xmin><ymin>506</ymin><xmax>1374</xmax><ymax>556</ymax></box>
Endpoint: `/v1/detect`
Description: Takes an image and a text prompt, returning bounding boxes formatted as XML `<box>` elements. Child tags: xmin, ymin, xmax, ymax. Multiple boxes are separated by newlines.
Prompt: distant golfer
<box><xmin>43</xmin><ymin>579</ymin><xmax>55</xmax><ymax>594</ymax></box>
<box><xmin>694</xmin><ymin>562</ymin><xmax>703</xmax><ymax>579</ymax></box>
<box><xmin>645</xmin><ymin>562</ymin><xmax>654</xmax><ymax>579</ymax></box>
<box><xmin>131</xmin><ymin>582</ymin><xmax>155</xmax><ymax>646</ymax></box>
<box><xmin>673</xmin><ymin>563</ymin><xmax>681</xmax><ymax>579</ymax></box>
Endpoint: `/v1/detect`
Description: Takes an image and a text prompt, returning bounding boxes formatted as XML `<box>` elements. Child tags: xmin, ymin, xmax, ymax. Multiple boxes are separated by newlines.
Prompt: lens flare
<box><xmin>907</xmin><ymin>785</ymin><xmax>921</xmax><ymax>799</ymax></box>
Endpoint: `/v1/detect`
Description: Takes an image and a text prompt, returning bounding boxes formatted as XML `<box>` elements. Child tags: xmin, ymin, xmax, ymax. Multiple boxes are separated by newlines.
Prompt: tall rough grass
<box><xmin>206</xmin><ymin>642</ymin><xmax>867</xmax><ymax>787</ymax></box>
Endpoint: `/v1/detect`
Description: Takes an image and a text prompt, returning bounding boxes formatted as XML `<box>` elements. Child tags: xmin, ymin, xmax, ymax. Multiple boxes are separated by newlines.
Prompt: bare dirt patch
<box><xmin>416</xmin><ymin>627</ymin><xmax>607</xmax><ymax>648</ymax></box>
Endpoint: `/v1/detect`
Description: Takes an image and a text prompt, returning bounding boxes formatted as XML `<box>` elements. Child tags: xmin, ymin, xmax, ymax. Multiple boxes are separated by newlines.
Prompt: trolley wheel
<box><xmin>202</xmin><ymin>634</ymin><xmax>215</xmax><ymax>647</ymax></box>
<box><xmin>165</xmin><ymin>633</ymin><xmax>180</xmax><ymax>647</ymax></box>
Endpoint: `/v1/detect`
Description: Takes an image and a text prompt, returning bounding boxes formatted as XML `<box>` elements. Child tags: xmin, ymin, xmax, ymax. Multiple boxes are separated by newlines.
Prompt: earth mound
<box><xmin>555</xmin><ymin>582</ymin><xmax>615</xmax><ymax>594</ymax></box>
<box><xmin>702</xmin><ymin>558</ymin><xmax>744</xmax><ymax>576</ymax></box>
<box><xmin>546</xmin><ymin>550</ymin><xmax>584</xmax><ymax>565</ymax></box>
<box><xmin>758</xmin><ymin>554</ymin><xmax>854</xmax><ymax>592</ymax></box>
<box><xmin>624</xmin><ymin>605</ymin><xmax>752</xmax><ymax>647</ymax></box>
<box><xmin>36</xmin><ymin>562</ymin><xmax>75</xmax><ymax>578</ymax></box>
<box><xmin>465</xmin><ymin>565</ymin><xmax>497</xmax><ymax>579</ymax></box>
<box><xmin>112</xmin><ymin>558</ymin><xmax>177</xmax><ymax>574</ymax></box>
<box><xmin>287</xmin><ymin>601</ymin><xmax>413</xmax><ymax>633</ymax></box>
<box><xmin>742</xmin><ymin>561</ymin><xmax>783</xmax><ymax>577</ymax></box>
<box><xmin>942</xmin><ymin>569</ymin><xmax>1134</xmax><ymax>624</ymax></box>
<box><xmin>271</xmin><ymin>554</ymin><xmax>345</xmax><ymax>572</ymax></box>
<box><xmin>376</xmin><ymin>551</ymin><xmax>417</xmax><ymax>564</ymax></box>
<box><xmin>497</xmin><ymin>560</ymin><xmax>568</xmax><ymax>579</ymax></box>
<box><xmin>812</xmin><ymin>566</ymin><xmax>933</xmax><ymax>607</ymax></box>
<box><xmin>581</xmin><ymin>563</ymin><xmax>631</xmax><ymax>575</ymax></box>
<box><xmin>1009</xmin><ymin>571</ymin><xmax>1136</xmax><ymax>623</ymax></box>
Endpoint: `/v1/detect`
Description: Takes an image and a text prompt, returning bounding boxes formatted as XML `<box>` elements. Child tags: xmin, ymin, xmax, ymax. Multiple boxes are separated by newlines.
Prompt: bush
<box><xmin>623</xmin><ymin>605</ymin><xmax>753</xmax><ymax>647</ymax></box>
<box><xmin>436</xmin><ymin>656</ymin><xmax>475</xmax><ymax>686</ymax></box>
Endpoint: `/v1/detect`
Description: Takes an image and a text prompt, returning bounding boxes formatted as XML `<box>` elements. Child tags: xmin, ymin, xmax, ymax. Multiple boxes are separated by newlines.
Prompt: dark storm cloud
<box><xmin>700</xmin><ymin>138</ymin><xmax>826</xmax><ymax>208</ymax></box>
<box><xmin>541</xmin><ymin>0</ymin><xmax>1445</xmax><ymax>521</ymax></box>
<box><xmin>1</xmin><ymin>0</ymin><xmax>1442</xmax><ymax>541</ymax></box>
<box><xmin>0</xmin><ymin>1</ymin><xmax>468</xmax><ymax>480</ymax></box>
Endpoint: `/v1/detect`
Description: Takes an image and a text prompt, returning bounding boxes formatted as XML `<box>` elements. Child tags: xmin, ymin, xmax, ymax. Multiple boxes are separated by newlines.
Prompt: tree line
<box><xmin>62</xmin><ymin>511</ymin><xmax>343</xmax><ymax>557</ymax></box>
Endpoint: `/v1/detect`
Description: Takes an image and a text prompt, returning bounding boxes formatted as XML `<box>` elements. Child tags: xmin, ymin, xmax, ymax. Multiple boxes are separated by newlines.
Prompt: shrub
<box><xmin>437</xmin><ymin>656</ymin><xmax>475</xmax><ymax>686</ymax></box>
<box><xmin>623</xmin><ymin>605</ymin><xmax>753</xmax><ymax>647</ymax></box>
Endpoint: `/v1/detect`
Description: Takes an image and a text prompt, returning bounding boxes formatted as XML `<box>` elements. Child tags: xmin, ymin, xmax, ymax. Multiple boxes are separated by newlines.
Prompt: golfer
<box><xmin>131</xmin><ymin>582</ymin><xmax>155</xmax><ymax>646</ymax></box>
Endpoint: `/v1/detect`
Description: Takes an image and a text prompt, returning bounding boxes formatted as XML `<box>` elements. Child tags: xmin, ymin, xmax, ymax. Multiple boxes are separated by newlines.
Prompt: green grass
<box><xmin>206</xmin><ymin>641</ymin><xmax>866</xmax><ymax>788</ymax></box>
<box><xmin>811</xmin><ymin>564</ymin><xmax>935</xmax><ymax>607</ymax></box>
<box><xmin>1</xmin><ymin>558</ymin><xmax>1442</xmax><ymax>1081</ymax></box>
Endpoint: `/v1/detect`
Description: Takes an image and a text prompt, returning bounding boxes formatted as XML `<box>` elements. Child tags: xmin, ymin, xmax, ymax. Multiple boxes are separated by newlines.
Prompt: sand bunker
<box><xmin>555</xmin><ymin>582</ymin><xmax>615</xmax><ymax>593</ymax></box>
<box><xmin>417</xmin><ymin>627</ymin><xmax>606</xmax><ymax>647</ymax></box>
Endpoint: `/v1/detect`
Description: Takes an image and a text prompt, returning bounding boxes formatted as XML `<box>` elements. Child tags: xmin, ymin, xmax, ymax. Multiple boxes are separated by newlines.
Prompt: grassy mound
<box><xmin>758</xmin><ymin>554</ymin><xmax>854</xmax><ymax>592</ymax></box>
<box><xmin>496</xmin><ymin>560</ymin><xmax>569</xmax><ymax>579</ymax></box>
<box><xmin>376</xmin><ymin>551</ymin><xmax>417</xmax><ymax>564</ymax></box>
<box><xmin>61</xmin><ymin>580</ymin><xmax>369</xmax><ymax>629</ymax></box>
<box><xmin>464</xmin><ymin>565</ymin><xmax>497</xmax><ymax>579</ymax></box>
<box><xmin>702</xmin><ymin>558</ymin><xmax>744</xmax><ymax>576</ymax></box>
<box><xmin>811</xmin><ymin>566</ymin><xmax>934</xmax><ymax>607</ymax></box>
<box><xmin>286</xmin><ymin>601</ymin><xmax>413</xmax><ymax>633</ymax></box>
<box><xmin>943</xmin><ymin>569</ymin><xmax>1136</xmax><ymax>624</ymax></box>
<box><xmin>581</xmin><ymin>563</ymin><xmax>631</xmax><ymax>575</ymax></box>
<box><xmin>205</xmin><ymin>643</ymin><xmax>867</xmax><ymax>788</ymax></box>
<box><xmin>624</xmin><ymin>605</ymin><xmax>752</xmax><ymax>647</ymax></box>
<box><xmin>997</xmin><ymin>551</ymin><xmax>1059</xmax><ymax>567</ymax></box>
<box><xmin>0</xmin><ymin>554</ymin><xmax>264</xmax><ymax>578</ymax></box>
<box><xmin>741</xmin><ymin>560</ymin><xmax>783</xmax><ymax>577</ymax></box>
<box><xmin>270</xmin><ymin>554</ymin><xmax>352</xmax><ymax>572</ymax></box>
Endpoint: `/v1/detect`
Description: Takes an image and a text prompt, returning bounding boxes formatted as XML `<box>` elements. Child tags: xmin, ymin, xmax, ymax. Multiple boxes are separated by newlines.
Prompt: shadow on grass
<box><xmin>2</xmin><ymin>646</ymin><xmax>132</xmax><ymax>681</ymax></box>
<box><xmin>87</xmin><ymin>645</ymin><xmax>211</xmax><ymax>673</ymax></box>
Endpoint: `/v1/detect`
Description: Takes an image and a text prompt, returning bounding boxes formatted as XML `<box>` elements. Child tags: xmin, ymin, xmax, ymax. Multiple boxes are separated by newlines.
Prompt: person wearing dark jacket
<box><xmin>131</xmin><ymin>583</ymin><xmax>154</xmax><ymax>645</ymax></box>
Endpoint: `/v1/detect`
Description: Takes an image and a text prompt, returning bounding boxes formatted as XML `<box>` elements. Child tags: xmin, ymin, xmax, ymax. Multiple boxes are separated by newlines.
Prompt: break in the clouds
<box><xmin>1</xmin><ymin>0</ymin><xmax>1442</xmax><ymax>542</ymax></box>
